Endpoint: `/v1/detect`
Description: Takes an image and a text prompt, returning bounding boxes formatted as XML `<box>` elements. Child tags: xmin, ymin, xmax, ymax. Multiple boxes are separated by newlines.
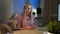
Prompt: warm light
<box><xmin>43</xmin><ymin>32</ymin><xmax>53</xmax><ymax>34</ymax></box>
<box><xmin>47</xmin><ymin>32</ymin><xmax>53</xmax><ymax>34</ymax></box>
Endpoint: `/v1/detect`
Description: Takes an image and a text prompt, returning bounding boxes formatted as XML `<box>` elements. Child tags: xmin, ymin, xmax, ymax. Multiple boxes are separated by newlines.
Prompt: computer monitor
<box><xmin>36</xmin><ymin>8</ymin><xmax>41</xmax><ymax>14</ymax></box>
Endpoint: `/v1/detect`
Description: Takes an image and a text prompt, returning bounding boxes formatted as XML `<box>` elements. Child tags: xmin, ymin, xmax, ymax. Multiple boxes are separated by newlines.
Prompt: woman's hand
<box><xmin>32</xmin><ymin>25</ymin><xmax>37</xmax><ymax>29</ymax></box>
<box><xmin>24</xmin><ymin>26</ymin><xmax>33</xmax><ymax>30</ymax></box>
<box><xmin>19</xmin><ymin>25</ymin><xmax>37</xmax><ymax>30</ymax></box>
<box><xmin>19</xmin><ymin>26</ymin><xmax>33</xmax><ymax>30</ymax></box>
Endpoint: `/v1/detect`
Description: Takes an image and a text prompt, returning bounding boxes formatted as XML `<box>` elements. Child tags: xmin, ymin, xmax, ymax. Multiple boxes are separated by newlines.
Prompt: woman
<box><xmin>17</xmin><ymin>3</ymin><xmax>36</xmax><ymax>30</ymax></box>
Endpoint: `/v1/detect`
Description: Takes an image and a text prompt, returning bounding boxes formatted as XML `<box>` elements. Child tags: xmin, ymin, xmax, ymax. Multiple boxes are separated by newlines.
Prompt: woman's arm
<box><xmin>32</xmin><ymin>15</ymin><xmax>37</xmax><ymax>29</ymax></box>
<box><xmin>17</xmin><ymin>15</ymin><xmax>22</xmax><ymax>29</ymax></box>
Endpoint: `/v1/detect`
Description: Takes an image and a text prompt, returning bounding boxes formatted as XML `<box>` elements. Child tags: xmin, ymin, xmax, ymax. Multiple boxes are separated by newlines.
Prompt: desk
<box><xmin>13</xmin><ymin>30</ymin><xmax>43</xmax><ymax>34</ymax></box>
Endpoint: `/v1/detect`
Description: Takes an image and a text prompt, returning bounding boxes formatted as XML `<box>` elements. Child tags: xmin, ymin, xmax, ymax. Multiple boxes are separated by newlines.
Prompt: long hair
<box><xmin>22</xmin><ymin>3</ymin><xmax>32</xmax><ymax>27</ymax></box>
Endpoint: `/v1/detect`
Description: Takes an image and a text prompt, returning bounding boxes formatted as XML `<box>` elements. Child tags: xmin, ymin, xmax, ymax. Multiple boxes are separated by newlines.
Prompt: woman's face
<box><xmin>25</xmin><ymin>5</ymin><xmax>32</xmax><ymax>15</ymax></box>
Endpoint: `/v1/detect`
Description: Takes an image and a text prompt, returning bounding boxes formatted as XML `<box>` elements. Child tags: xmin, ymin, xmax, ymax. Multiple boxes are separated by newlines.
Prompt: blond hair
<box><xmin>22</xmin><ymin>3</ymin><xmax>32</xmax><ymax>27</ymax></box>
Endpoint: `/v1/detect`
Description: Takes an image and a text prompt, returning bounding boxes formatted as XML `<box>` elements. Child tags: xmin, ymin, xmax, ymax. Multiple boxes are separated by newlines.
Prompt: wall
<box><xmin>0</xmin><ymin>0</ymin><xmax>6</xmax><ymax>22</ymax></box>
<box><xmin>41</xmin><ymin>0</ymin><xmax>60</xmax><ymax>23</ymax></box>
<box><xmin>0</xmin><ymin>0</ymin><xmax>12</xmax><ymax>22</ymax></box>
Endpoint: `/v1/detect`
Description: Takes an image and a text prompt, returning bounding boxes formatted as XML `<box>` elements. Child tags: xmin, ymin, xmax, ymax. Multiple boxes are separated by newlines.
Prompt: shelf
<box><xmin>9</xmin><ymin>18</ymin><xmax>17</xmax><ymax>20</ymax></box>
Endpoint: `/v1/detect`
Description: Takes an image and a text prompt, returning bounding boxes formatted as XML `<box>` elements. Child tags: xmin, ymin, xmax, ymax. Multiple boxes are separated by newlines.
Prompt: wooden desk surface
<box><xmin>13</xmin><ymin>30</ymin><xmax>43</xmax><ymax>34</ymax></box>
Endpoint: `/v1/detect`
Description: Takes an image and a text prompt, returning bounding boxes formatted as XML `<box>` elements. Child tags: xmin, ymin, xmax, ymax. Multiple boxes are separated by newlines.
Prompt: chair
<box><xmin>0</xmin><ymin>23</ymin><xmax>13</xmax><ymax>34</ymax></box>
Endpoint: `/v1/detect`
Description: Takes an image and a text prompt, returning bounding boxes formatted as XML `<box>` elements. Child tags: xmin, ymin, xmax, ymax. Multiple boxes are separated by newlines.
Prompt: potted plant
<box><xmin>48</xmin><ymin>20</ymin><xmax>60</xmax><ymax>34</ymax></box>
<box><xmin>48</xmin><ymin>21</ymin><xmax>53</xmax><ymax>33</ymax></box>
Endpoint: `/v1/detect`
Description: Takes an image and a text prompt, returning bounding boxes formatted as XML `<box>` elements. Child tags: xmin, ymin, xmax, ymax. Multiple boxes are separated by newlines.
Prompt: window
<box><xmin>58</xmin><ymin>3</ymin><xmax>60</xmax><ymax>21</ymax></box>
<box><xmin>13</xmin><ymin>0</ymin><xmax>25</xmax><ymax>14</ymax></box>
<box><xmin>12</xmin><ymin>0</ymin><xmax>39</xmax><ymax>15</ymax></box>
